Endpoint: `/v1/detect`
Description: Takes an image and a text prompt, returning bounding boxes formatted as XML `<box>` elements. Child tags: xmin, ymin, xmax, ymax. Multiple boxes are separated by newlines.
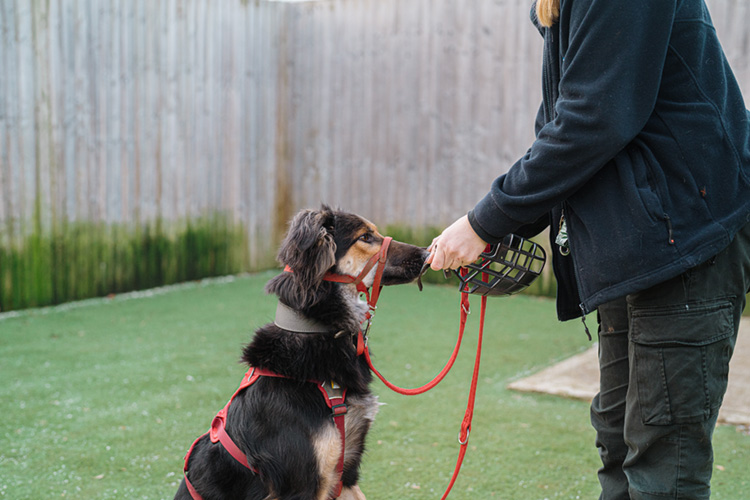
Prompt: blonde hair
<box><xmin>536</xmin><ymin>0</ymin><xmax>560</xmax><ymax>27</ymax></box>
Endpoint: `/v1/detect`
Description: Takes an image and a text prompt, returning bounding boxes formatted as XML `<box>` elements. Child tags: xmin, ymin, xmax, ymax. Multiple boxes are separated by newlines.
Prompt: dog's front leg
<box><xmin>338</xmin><ymin>485</ymin><xmax>366</xmax><ymax>500</ymax></box>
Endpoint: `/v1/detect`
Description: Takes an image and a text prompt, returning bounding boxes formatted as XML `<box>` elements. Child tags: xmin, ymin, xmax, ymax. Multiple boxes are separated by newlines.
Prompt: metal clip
<box><xmin>458</xmin><ymin>429</ymin><xmax>470</xmax><ymax>445</ymax></box>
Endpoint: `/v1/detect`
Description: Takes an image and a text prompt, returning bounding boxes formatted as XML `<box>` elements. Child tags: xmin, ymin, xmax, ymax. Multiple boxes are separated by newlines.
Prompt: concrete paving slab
<box><xmin>508</xmin><ymin>318</ymin><xmax>750</xmax><ymax>426</ymax></box>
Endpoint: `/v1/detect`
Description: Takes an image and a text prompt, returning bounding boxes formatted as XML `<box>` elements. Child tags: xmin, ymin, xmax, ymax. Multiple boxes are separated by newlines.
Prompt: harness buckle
<box><xmin>331</xmin><ymin>403</ymin><xmax>348</xmax><ymax>417</ymax></box>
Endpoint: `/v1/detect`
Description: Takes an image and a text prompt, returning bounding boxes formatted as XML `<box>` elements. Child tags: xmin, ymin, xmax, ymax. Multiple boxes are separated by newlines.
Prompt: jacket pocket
<box><xmin>630</xmin><ymin>299</ymin><xmax>733</xmax><ymax>425</ymax></box>
<box><xmin>620</xmin><ymin>142</ymin><xmax>667</xmax><ymax>225</ymax></box>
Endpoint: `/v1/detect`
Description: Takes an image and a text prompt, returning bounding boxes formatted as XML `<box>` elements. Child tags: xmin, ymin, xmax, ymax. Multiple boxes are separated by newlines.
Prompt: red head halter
<box><xmin>321</xmin><ymin>236</ymin><xmax>392</xmax><ymax>310</ymax></box>
<box><xmin>283</xmin><ymin>236</ymin><xmax>393</xmax><ymax>311</ymax></box>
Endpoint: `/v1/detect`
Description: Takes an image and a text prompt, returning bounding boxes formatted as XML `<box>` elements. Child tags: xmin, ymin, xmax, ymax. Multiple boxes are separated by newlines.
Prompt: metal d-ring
<box><xmin>458</xmin><ymin>429</ymin><xmax>470</xmax><ymax>445</ymax></box>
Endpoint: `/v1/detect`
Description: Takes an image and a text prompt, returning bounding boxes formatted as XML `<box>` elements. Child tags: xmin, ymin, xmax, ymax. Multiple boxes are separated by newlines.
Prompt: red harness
<box><xmin>183</xmin><ymin>367</ymin><xmax>348</xmax><ymax>500</ymax></box>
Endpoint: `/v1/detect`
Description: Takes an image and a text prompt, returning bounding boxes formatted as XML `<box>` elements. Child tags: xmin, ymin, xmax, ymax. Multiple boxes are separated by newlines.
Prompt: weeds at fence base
<box><xmin>0</xmin><ymin>213</ymin><xmax>256</xmax><ymax>313</ymax></box>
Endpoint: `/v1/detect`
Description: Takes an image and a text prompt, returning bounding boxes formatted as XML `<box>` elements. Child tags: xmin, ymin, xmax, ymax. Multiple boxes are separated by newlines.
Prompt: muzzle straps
<box><xmin>321</xmin><ymin>236</ymin><xmax>392</xmax><ymax>310</ymax></box>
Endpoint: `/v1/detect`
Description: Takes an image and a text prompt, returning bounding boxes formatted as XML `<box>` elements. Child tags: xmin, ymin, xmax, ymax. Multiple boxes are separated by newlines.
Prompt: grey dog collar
<box><xmin>274</xmin><ymin>302</ymin><xmax>333</xmax><ymax>334</ymax></box>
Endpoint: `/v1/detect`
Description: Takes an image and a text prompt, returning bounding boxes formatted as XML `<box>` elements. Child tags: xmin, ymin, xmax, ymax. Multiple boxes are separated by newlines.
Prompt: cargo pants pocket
<box><xmin>630</xmin><ymin>299</ymin><xmax>733</xmax><ymax>425</ymax></box>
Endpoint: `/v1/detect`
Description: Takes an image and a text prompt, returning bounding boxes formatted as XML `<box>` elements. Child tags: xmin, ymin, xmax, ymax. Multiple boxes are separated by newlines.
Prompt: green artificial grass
<box><xmin>1</xmin><ymin>272</ymin><xmax>748</xmax><ymax>499</ymax></box>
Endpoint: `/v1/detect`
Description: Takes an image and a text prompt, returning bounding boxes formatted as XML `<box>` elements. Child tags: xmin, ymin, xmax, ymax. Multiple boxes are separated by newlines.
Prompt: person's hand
<box><xmin>428</xmin><ymin>215</ymin><xmax>488</xmax><ymax>271</ymax></box>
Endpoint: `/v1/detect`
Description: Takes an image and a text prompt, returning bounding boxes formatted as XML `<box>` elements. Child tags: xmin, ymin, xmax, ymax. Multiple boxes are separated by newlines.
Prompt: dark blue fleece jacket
<box><xmin>468</xmin><ymin>0</ymin><xmax>750</xmax><ymax>320</ymax></box>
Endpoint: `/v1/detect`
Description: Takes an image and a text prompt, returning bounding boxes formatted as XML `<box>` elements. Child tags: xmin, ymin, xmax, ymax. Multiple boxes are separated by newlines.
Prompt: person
<box><xmin>427</xmin><ymin>0</ymin><xmax>750</xmax><ymax>498</ymax></box>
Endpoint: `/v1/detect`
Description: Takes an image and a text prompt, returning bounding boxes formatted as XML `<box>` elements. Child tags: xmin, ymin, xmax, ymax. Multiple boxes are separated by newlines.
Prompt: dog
<box><xmin>175</xmin><ymin>206</ymin><xmax>428</xmax><ymax>500</ymax></box>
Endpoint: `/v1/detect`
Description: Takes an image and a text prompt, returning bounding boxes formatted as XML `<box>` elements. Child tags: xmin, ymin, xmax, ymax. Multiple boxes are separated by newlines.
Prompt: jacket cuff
<box><xmin>468</xmin><ymin>190</ymin><xmax>515</xmax><ymax>245</ymax></box>
<box><xmin>467</xmin><ymin>210</ymin><xmax>498</xmax><ymax>245</ymax></box>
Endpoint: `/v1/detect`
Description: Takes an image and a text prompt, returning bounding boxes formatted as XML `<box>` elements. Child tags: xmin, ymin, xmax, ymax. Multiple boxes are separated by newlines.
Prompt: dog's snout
<box><xmin>380</xmin><ymin>240</ymin><xmax>430</xmax><ymax>286</ymax></box>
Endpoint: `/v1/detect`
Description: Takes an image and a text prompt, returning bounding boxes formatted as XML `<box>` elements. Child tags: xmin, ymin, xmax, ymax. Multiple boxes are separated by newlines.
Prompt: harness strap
<box><xmin>183</xmin><ymin>367</ymin><xmax>348</xmax><ymax>500</ymax></box>
<box><xmin>183</xmin><ymin>433</ymin><xmax>207</xmax><ymax>500</ymax></box>
<box><xmin>317</xmin><ymin>380</ymin><xmax>348</xmax><ymax>498</ymax></box>
<box><xmin>185</xmin><ymin>474</ymin><xmax>203</xmax><ymax>500</ymax></box>
<box><xmin>211</xmin><ymin>417</ymin><xmax>258</xmax><ymax>472</ymax></box>
<box><xmin>207</xmin><ymin>369</ymin><xmax>262</xmax><ymax>470</ymax></box>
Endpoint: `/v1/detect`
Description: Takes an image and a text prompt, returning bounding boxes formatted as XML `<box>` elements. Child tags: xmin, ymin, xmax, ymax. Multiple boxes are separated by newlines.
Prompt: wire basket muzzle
<box><xmin>455</xmin><ymin>234</ymin><xmax>546</xmax><ymax>296</ymax></box>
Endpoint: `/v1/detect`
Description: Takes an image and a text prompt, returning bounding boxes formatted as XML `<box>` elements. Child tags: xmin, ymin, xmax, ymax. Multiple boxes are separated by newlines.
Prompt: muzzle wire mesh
<box><xmin>455</xmin><ymin>234</ymin><xmax>546</xmax><ymax>296</ymax></box>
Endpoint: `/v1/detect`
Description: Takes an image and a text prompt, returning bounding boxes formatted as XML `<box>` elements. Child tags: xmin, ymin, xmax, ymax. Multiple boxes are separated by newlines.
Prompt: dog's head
<box><xmin>276</xmin><ymin>206</ymin><xmax>428</xmax><ymax>294</ymax></box>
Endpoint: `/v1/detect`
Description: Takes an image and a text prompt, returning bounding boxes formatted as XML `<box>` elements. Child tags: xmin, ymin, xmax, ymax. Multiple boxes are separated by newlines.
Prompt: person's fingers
<box><xmin>429</xmin><ymin>216</ymin><xmax>488</xmax><ymax>271</ymax></box>
<box><xmin>424</xmin><ymin>251</ymin><xmax>434</xmax><ymax>265</ymax></box>
<box><xmin>427</xmin><ymin>236</ymin><xmax>439</xmax><ymax>253</ymax></box>
<box><xmin>431</xmin><ymin>242</ymin><xmax>467</xmax><ymax>270</ymax></box>
<box><xmin>430</xmin><ymin>245</ymin><xmax>446</xmax><ymax>271</ymax></box>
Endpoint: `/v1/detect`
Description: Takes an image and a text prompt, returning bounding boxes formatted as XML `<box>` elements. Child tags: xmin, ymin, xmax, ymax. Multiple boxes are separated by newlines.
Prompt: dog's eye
<box><xmin>358</xmin><ymin>233</ymin><xmax>373</xmax><ymax>244</ymax></box>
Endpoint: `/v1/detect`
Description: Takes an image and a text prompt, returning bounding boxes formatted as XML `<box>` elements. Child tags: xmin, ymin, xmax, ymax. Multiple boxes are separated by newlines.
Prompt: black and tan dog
<box><xmin>175</xmin><ymin>206</ymin><xmax>428</xmax><ymax>500</ymax></box>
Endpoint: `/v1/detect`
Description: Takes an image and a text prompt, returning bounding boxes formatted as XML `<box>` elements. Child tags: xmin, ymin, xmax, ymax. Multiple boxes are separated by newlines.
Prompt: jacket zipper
<box><xmin>560</xmin><ymin>202</ymin><xmax>593</xmax><ymax>340</ymax></box>
<box><xmin>544</xmin><ymin>26</ymin><xmax>592</xmax><ymax>339</ymax></box>
<box><xmin>542</xmin><ymin>28</ymin><xmax>556</xmax><ymax>122</ymax></box>
<box><xmin>664</xmin><ymin>213</ymin><xmax>675</xmax><ymax>245</ymax></box>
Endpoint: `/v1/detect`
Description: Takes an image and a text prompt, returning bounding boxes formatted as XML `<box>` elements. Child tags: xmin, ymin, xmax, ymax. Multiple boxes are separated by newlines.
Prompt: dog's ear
<box><xmin>277</xmin><ymin>208</ymin><xmax>336</xmax><ymax>289</ymax></box>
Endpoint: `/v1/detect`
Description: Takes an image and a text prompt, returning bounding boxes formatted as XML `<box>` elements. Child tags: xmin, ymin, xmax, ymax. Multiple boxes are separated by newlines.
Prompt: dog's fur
<box><xmin>174</xmin><ymin>206</ymin><xmax>428</xmax><ymax>500</ymax></box>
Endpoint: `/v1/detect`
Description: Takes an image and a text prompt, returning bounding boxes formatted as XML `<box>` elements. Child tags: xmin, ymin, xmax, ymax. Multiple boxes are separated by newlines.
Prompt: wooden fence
<box><xmin>1</xmin><ymin>0</ymin><xmax>749</xmax><ymax>311</ymax></box>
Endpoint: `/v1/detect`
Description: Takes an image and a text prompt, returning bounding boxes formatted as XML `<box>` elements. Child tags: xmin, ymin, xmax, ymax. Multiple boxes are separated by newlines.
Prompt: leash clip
<box><xmin>361</xmin><ymin>316</ymin><xmax>372</xmax><ymax>338</ymax></box>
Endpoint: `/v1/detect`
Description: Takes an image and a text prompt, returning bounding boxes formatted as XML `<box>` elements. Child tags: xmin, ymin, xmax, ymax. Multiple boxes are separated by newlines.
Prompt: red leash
<box><xmin>440</xmin><ymin>292</ymin><xmax>486</xmax><ymax>500</ymax></box>
<box><xmin>362</xmin><ymin>269</ymin><xmax>488</xmax><ymax>500</ymax></box>
<box><xmin>363</xmin><ymin>282</ymin><xmax>472</xmax><ymax>395</ymax></box>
